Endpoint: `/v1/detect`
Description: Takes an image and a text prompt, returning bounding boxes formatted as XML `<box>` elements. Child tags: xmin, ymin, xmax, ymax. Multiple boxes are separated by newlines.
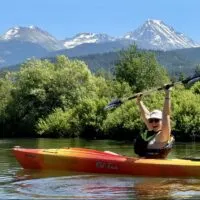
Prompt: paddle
<box><xmin>105</xmin><ymin>75</ymin><xmax>200</xmax><ymax>110</ymax></box>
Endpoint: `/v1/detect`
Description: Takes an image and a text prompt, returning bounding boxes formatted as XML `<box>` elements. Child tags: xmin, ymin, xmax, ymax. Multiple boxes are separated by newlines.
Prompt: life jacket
<box><xmin>133</xmin><ymin>130</ymin><xmax>174</xmax><ymax>159</ymax></box>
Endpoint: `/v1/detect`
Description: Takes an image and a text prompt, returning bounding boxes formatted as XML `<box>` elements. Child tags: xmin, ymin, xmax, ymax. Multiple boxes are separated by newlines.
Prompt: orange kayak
<box><xmin>13</xmin><ymin>146</ymin><xmax>200</xmax><ymax>177</ymax></box>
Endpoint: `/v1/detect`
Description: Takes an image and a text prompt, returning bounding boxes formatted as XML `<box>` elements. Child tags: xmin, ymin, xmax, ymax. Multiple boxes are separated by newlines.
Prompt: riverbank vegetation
<box><xmin>0</xmin><ymin>45</ymin><xmax>200</xmax><ymax>141</ymax></box>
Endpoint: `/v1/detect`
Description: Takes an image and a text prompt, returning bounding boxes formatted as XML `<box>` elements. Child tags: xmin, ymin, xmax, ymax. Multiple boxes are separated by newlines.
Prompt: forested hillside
<box><xmin>78</xmin><ymin>47</ymin><xmax>200</xmax><ymax>77</ymax></box>
<box><xmin>1</xmin><ymin>47</ymin><xmax>200</xmax><ymax>78</ymax></box>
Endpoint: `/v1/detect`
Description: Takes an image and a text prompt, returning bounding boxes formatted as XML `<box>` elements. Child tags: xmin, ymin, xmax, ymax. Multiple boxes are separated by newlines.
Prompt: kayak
<box><xmin>13</xmin><ymin>146</ymin><xmax>200</xmax><ymax>178</ymax></box>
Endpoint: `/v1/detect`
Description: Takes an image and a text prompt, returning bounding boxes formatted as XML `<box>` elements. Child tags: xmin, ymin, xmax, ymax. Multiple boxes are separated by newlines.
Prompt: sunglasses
<box><xmin>148</xmin><ymin>118</ymin><xmax>160</xmax><ymax>123</ymax></box>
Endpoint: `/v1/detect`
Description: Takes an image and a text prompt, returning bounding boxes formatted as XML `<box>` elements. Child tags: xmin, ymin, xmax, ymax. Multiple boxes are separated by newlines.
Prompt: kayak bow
<box><xmin>13</xmin><ymin>146</ymin><xmax>200</xmax><ymax>178</ymax></box>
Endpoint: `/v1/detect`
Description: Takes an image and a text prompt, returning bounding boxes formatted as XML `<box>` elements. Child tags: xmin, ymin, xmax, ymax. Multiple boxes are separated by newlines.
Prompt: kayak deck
<box><xmin>13</xmin><ymin>146</ymin><xmax>200</xmax><ymax>178</ymax></box>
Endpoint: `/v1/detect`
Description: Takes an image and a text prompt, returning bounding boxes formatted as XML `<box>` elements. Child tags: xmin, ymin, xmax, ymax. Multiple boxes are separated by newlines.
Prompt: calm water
<box><xmin>1</xmin><ymin>138</ymin><xmax>200</xmax><ymax>199</ymax></box>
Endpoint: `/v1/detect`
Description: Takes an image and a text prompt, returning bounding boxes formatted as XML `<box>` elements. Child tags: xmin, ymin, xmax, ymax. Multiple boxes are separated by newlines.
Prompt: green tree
<box><xmin>0</xmin><ymin>73</ymin><xmax>13</xmax><ymax>137</ymax></box>
<box><xmin>172</xmin><ymin>87</ymin><xmax>200</xmax><ymax>140</ymax></box>
<box><xmin>36</xmin><ymin>66</ymin><xmax>133</xmax><ymax>138</ymax></box>
<box><xmin>190</xmin><ymin>81</ymin><xmax>200</xmax><ymax>95</ymax></box>
<box><xmin>115</xmin><ymin>45</ymin><xmax>169</xmax><ymax>92</ymax></box>
<box><xmin>5</xmin><ymin>56</ymin><xmax>96</xmax><ymax>136</ymax></box>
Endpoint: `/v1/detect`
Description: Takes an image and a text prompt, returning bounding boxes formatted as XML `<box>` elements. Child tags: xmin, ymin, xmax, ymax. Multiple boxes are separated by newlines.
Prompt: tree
<box><xmin>115</xmin><ymin>45</ymin><xmax>169</xmax><ymax>92</ymax></box>
<box><xmin>0</xmin><ymin>73</ymin><xmax>13</xmax><ymax>137</ymax></box>
<box><xmin>5</xmin><ymin>56</ymin><xmax>95</xmax><ymax>136</ymax></box>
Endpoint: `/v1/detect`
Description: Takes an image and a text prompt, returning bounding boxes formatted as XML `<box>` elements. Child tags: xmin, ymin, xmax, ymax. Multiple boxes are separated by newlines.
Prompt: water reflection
<box><xmin>11</xmin><ymin>171</ymin><xmax>200</xmax><ymax>200</ymax></box>
<box><xmin>14</xmin><ymin>169</ymin><xmax>83</xmax><ymax>181</ymax></box>
<box><xmin>13</xmin><ymin>174</ymin><xmax>136</xmax><ymax>199</ymax></box>
<box><xmin>133</xmin><ymin>178</ymin><xmax>200</xmax><ymax>200</ymax></box>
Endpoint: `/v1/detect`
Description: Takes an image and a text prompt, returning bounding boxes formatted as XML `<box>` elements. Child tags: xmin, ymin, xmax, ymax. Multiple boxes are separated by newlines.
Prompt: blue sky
<box><xmin>1</xmin><ymin>0</ymin><xmax>200</xmax><ymax>41</ymax></box>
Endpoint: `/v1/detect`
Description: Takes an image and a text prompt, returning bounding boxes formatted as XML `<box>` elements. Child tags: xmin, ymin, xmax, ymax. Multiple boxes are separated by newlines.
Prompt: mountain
<box><xmin>48</xmin><ymin>39</ymin><xmax>132</xmax><ymax>57</ymax></box>
<box><xmin>62</xmin><ymin>19</ymin><xmax>200</xmax><ymax>52</ymax></box>
<box><xmin>0</xmin><ymin>19</ymin><xmax>200</xmax><ymax>68</ymax></box>
<box><xmin>63</xmin><ymin>33</ymin><xmax>116</xmax><ymax>49</ymax></box>
<box><xmin>123</xmin><ymin>19</ymin><xmax>200</xmax><ymax>50</ymax></box>
<box><xmin>0</xmin><ymin>26</ymin><xmax>65</xmax><ymax>67</ymax></box>
<box><xmin>0</xmin><ymin>26</ymin><xmax>64</xmax><ymax>51</ymax></box>
<box><xmin>47</xmin><ymin>19</ymin><xmax>200</xmax><ymax>58</ymax></box>
<box><xmin>0</xmin><ymin>40</ymin><xmax>48</xmax><ymax>67</ymax></box>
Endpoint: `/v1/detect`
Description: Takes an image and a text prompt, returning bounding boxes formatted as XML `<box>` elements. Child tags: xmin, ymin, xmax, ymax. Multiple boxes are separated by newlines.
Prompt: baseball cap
<box><xmin>149</xmin><ymin>109</ymin><xmax>162</xmax><ymax>120</ymax></box>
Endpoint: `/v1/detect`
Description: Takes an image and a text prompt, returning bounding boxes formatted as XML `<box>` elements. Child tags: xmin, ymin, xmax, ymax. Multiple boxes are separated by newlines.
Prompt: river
<box><xmin>1</xmin><ymin>138</ymin><xmax>200</xmax><ymax>199</ymax></box>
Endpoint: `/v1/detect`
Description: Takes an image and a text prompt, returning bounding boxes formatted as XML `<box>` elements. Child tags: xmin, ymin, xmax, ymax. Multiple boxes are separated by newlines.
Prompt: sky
<box><xmin>1</xmin><ymin>0</ymin><xmax>200</xmax><ymax>42</ymax></box>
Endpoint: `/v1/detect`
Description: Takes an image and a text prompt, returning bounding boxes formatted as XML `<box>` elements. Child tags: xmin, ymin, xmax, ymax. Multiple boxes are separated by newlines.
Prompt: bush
<box><xmin>172</xmin><ymin>87</ymin><xmax>200</xmax><ymax>140</ymax></box>
<box><xmin>37</xmin><ymin>108</ymin><xmax>79</xmax><ymax>138</ymax></box>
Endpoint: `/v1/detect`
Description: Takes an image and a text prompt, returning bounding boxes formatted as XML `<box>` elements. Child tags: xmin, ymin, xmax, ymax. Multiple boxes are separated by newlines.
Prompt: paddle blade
<box><xmin>104</xmin><ymin>99</ymin><xmax>123</xmax><ymax>110</ymax></box>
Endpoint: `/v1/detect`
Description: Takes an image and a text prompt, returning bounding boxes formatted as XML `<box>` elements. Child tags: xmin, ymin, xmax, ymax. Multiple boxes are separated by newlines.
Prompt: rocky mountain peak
<box><xmin>0</xmin><ymin>26</ymin><xmax>64</xmax><ymax>51</ymax></box>
<box><xmin>123</xmin><ymin>19</ymin><xmax>200</xmax><ymax>50</ymax></box>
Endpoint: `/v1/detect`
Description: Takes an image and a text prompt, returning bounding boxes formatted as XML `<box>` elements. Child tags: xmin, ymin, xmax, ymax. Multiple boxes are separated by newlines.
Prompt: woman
<box><xmin>134</xmin><ymin>87</ymin><xmax>174</xmax><ymax>158</ymax></box>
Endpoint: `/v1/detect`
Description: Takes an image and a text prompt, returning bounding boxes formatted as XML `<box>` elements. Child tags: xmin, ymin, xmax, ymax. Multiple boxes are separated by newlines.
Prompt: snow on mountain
<box><xmin>62</xmin><ymin>19</ymin><xmax>200</xmax><ymax>51</ymax></box>
<box><xmin>64</xmin><ymin>33</ymin><xmax>116</xmax><ymax>49</ymax></box>
<box><xmin>0</xmin><ymin>19</ymin><xmax>200</xmax><ymax>68</ymax></box>
<box><xmin>123</xmin><ymin>19</ymin><xmax>200</xmax><ymax>50</ymax></box>
<box><xmin>0</xmin><ymin>26</ymin><xmax>64</xmax><ymax>51</ymax></box>
<box><xmin>1</xmin><ymin>27</ymin><xmax>20</xmax><ymax>40</ymax></box>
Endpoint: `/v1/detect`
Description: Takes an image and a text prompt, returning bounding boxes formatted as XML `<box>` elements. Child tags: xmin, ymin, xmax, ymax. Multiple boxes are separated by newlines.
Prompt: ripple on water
<box><xmin>11</xmin><ymin>174</ymin><xmax>137</xmax><ymax>199</ymax></box>
<box><xmin>6</xmin><ymin>175</ymin><xmax>200</xmax><ymax>200</ymax></box>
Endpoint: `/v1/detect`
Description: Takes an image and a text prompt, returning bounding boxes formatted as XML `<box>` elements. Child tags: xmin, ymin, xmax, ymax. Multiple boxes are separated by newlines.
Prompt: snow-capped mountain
<box><xmin>0</xmin><ymin>19</ymin><xmax>200</xmax><ymax>68</ymax></box>
<box><xmin>124</xmin><ymin>19</ymin><xmax>200</xmax><ymax>50</ymax></box>
<box><xmin>64</xmin><ymin>33</ymin><xmax>116</xmax><ymax>49</ymax></box>
<box><xmin>62</xmin><ymin>19</ymin><xmax>200</xmax><ymax>51</ymax></box>
<box><xmin>0</xmin><ymin>26</ymin><xmax>64</xmax><ymax>51</ymax></box>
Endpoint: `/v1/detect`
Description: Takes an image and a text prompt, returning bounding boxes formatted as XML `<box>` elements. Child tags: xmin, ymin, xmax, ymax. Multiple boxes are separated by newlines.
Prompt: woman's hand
<box><xmin>136</xmin><ymin>93</ymin><xmax>143</xmax><ymax>104</ymax></box>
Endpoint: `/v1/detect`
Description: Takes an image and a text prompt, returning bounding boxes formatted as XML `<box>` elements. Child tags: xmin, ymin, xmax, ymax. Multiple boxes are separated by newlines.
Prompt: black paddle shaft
<box><xmin>105</xmin><ymin>75</ymin><xmax>200</xmax><ymax>110</ymax></box>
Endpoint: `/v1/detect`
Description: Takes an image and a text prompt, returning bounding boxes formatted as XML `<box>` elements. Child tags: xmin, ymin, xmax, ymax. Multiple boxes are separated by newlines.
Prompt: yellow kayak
<box><xmin>13</xmin><ymin>146</ymin><xmax>200</xmax><ymax>177</ymax></box>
